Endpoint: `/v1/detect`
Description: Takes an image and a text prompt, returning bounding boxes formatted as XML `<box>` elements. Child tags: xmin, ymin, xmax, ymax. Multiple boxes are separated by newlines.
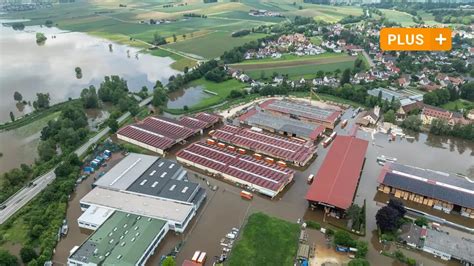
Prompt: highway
<box><xmin>0</xmin><ymin>96</ymin><xmax>152</xmax><ymax>224</ymax></box>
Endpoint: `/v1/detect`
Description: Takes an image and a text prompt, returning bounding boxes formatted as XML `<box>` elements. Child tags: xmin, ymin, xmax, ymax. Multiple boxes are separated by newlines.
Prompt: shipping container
<box><xmin>250</xmin><ymin>127</ymin><xmax>263</xmax><ymax>132</ymax></box>
<box><xmin>217</xmin><ymin>142</ymin><xmax>226</xmax><ymax>148</ymax></box>
<box><xmin>322</xmin><ymin>138</ymin><xmax>332</xmax><ymax>148</ymax></box>
<box><xmin>330</xmin><ymin>132</ymin><xmax>337</xmax><ymax>139</ymax></box>
<box><xmin>237</xmin><ymin>148</ymin><xmax>246</xmax><ymax>154</ymax></box>
<box><xmin>277</xmin><ymin>161</ymin><xmax>287</xmax><ymax>168</ymax></box>
<box><xmin>254</xmin><ymin>153</ymin><xmax>262</xmax><ymax>160</ymax></box>
<box><xmin>206</xmin><ymin>139</ymin><xmax>216</xmax><ymax>145</ymax></box>
<box><xmin>227</xmin><ymin>146</ymin><xmax>236</xmax><ymax>152</ymax></box>
<box><xmin>264</xmin><ymin>157</ymin><xmax>275</xmax><ymax>164</ymax></box>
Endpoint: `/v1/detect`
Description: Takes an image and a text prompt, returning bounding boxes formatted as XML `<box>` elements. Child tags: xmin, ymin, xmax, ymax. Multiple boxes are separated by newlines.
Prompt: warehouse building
<box><xmin>211</xmin><ymin>125</ymin><xmax>317</xmax><ymax>166</ymax></box>
<box><xmin>259</xmin><ymin>99</ymin><xmax>341</xmax><ymax>129</ymax></box>
<box><xmin>176</xmin><ymin>141</ymin><xmax>294</xmax><ymax>198</ymax></box>
<box><xmin>239</xmin><ymin>108</ymin><xmax>325</xmax><ymax>141</ymax></box>
<box><xmin>79</xmin><ymin>153</ymin><xmax>206</xmax><ymax>232</ymax></box>
<box><xmin>377</xmin><ymin>162</ymin><xmax>474</xmax><ymax>219</ymax></box>
<box><xmin>117</xmin><ymin>113</ymin><xmax>220</xmax><ymax>155</ymax></box>
<box><xmin>399</xmin><ymin>223</ymin><xmax>474</xmax><ymax>264</ymax></box>
<box><xmin>306</xmin><ymin>135</ymin><xmax>368</xmax><ymax>213</ymax></box>
<box><xmin>68</xmin><ymin>211</ymin><xmax>168</xmax><ymax>266</ymax></box>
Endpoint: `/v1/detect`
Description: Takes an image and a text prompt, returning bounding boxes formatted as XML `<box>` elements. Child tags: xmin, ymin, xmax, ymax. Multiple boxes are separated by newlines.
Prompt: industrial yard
<box><xmin>51</xmin><ymin>98</ymin><xmax>473</xmax><ymax>266</ymax></box>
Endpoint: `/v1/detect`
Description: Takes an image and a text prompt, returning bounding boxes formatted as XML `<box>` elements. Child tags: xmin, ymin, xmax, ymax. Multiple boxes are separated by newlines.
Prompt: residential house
<box><xmin>357</xmin><ymin>106</ymin><xmax>380</xmax><ymax>126</ymax></box>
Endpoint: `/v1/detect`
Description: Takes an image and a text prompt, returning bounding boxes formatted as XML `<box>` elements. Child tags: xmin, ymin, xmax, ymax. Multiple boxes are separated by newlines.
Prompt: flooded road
<box><xmin>0</xmin><ymin>22</ymin><xmax>179</xmax><ymax>122</ymax></box>
<box><xmin>51</xmin><ymin>107</ymin><xmax>473</xmax><ymax>266</ymax></box>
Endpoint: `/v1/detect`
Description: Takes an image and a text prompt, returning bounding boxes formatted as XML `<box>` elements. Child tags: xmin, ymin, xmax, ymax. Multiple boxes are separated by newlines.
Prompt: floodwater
<box><xmin>50</xmin><ymin>108</ymin><xmax>473</xmax><ymax>266</ymax></box>
<box><xmin>0</xmin><ymin>128</ymin><xmax>41</xmax><ymax>174</ymax></box>
<box><xmin>0</xmin><ymin>22</ymin><xmax>179</xmax><ymax>122</ymax></box>
<box><xmin>166</xmin><ymin>85</ymin><xmax>212</xmax><ymax>109</ymax></box>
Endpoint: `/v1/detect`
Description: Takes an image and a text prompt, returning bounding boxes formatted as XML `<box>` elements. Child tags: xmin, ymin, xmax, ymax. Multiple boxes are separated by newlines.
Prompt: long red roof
<box><xmin>306</xmin><ymin>135</ymin><xmax>368</xmax><ymax>210</ymax></box>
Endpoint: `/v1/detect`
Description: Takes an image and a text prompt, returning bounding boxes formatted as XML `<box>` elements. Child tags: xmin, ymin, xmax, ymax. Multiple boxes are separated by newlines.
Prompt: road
<box><xmin>0</xmin><ymin>96</ymin><xmax>152</xmax><ymax>224</ymax></box>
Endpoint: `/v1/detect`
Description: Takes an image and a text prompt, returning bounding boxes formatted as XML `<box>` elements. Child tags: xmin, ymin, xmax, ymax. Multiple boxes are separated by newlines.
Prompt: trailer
<box><xmin>240</xmin><ymin>190</ymin><xmax>253</xmax><ymax>200</ymax></box>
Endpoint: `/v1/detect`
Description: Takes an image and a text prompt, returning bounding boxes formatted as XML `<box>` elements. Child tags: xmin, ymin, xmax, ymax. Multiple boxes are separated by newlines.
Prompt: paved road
<box><xmin>0</xmin><ymin>97</ymin><xmax>152</xmax><ymax>224</ymax></box>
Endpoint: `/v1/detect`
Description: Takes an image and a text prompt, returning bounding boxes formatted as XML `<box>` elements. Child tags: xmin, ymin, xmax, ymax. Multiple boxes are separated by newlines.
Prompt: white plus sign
<box><xmin>435</xmin><ymin>34</ymin><xmax>447</xmax><ymax>45</ymax></box>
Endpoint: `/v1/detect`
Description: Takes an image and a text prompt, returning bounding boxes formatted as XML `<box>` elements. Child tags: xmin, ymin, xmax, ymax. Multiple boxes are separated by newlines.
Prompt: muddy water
<box><xmin>166</xmin><ymin>85</ymin><xmax>212</xmax><ymax>109</ymax></box>
<box><xmin>0</xmin><ymin>23</ymin><xmax>179</xmax><ymax>123</ymax></box>
<box><xmin>0</xmin><ymin>129</ymin><xmax>39</xmax><ymax>174</ymax></box>
<box><xmin>52</xmin><ymin>108</ymin><xmax>473</xmax><ymax>266</ymax></box>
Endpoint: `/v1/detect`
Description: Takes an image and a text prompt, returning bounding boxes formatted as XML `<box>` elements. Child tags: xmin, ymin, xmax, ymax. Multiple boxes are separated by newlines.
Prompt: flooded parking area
<box><xmin>51</xmin><ymin>106</ymin><xmax>473</xmax><ymax>266</ymax></box>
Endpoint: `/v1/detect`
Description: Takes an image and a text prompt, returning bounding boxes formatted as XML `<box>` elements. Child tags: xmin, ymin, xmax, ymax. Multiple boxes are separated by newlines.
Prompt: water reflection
<box><xmin>0</xmin><ymin>23</ymin><xmax>180</xmax><ymax>122</ymax></box>
<box><xmin>166</xmin><ymin>85</ymin><xmax>212</xmax><ymax>109</ymax></box>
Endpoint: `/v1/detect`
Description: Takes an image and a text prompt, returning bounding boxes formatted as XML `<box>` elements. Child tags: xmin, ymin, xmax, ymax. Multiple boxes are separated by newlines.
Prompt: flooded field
<box><xmin>166</xmin><ymin>85</ymin><xmax>212</xmax><ymax>109</ymax></box>
<box><xmin>0</xmin><ymin>22</ymin><xmax>179</xmax><ymax>122</ymax></box>
<box><xmin>50</xmin><ymin>107</ymin><xmax>473</xmax><ymax>266</ymax></box>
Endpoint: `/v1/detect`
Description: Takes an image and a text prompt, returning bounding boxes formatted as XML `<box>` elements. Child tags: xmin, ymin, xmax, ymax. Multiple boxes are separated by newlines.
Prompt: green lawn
<box><xmin>165</xmin><ymin>78</ymin><xmax>246</xmax><ymax>114</ymax></box>
<box><xmin>380</xmin><ymin>9</ymin><xmax>414</xmax><ymax>26</ymax></box>
<box><xmin>245</xmin><ymin>60</ymin><xmax>355</xmax><ymax>79</ymax></box>
<box><xmin>442</xmin><ymin>99</ymin><xmax>474</xmax><ymax>112</ymax></box>
<box><xmin>228</xmin><ymin>212</ymin><xmax>300</xmax><ymax>266</ymax></box>
<box><xmin>237</xmin><ymin>53</ymin><xmax>349</xmax><ymax>65</ymax></box>
<box><xmin>164</xmin><ymin>31</ymin><xmax>267</xmax><ymax>59</ymax></box>
<box><xmin>210</xmin><ymin>10</ymin><xmax>285</xmax><ymax>23</ymax></box>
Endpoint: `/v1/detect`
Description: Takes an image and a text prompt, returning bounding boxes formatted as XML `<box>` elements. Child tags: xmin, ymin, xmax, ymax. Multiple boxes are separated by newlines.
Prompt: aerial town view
<box><xmin>0</xmin><ymin>0</ymin><xmax>473</xmax><ymax>265</ymax></box>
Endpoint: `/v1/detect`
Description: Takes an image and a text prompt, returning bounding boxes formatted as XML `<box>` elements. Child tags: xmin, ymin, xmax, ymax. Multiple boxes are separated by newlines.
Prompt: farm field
<box><xmin>228</xmin><ymin>213</ymin><xmax>300</xmax><ymax>266</ymax></box>
<box><xmin>239</xmin><ymin>52</ymin><xmax>348</xmax><ymax>64</ymax></box>
<box><xmin>380</xmin><ymin>9</ymin><xmax>415</xmax><ymax>26</ymax></box>
<box><xmin>285</xmin><ymin>4</ymin><xmax>363</xmax><ymax>23</ymax></box>
<box><xmin>166</xmin><ymin>78</ymin><xmax>247</xmax><ymax>114</ymax></box>
<box><xmin>164</xmin><ymin>31</ymin><xmax>267</xmax><ymax>59</ymax></box>
<box><xmin>147</xmin><ymin>48</ymin><xmax>198</xmax><ymax>71</ymax></box>
<box><xmin>209</xmin><ymin>10</ymin><xmax>286</xmax><ymax>23</ymax></box>
<box><xmin>231</xmin><ymin>53</ymin><xmax>356</xmax><ymax>79</ymax></box>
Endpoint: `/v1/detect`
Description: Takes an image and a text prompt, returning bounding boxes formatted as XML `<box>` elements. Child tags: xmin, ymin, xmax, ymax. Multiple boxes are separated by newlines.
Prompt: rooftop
<box><xmin>70</xmin><ymin>211</ymin><xmax>167</xmax><ymax>265</ymax></box>
<box><xmin>306</xmin><ymin>135</ymin><xmax>369</xmax><ymax>210</ymax></box>
<box><xmin>81</xmin><ymin>187</ymin><xmax>194</xmax><ymax>223</ymax></box>
<box><xmin>260</xmin><ymin>99</ymin><xmax>341</xmax><ymax>124</ymax></box>
<box><xmin>367</xmin><ymin>88</ymin><xmax>404</xmax><ymax>101</ymax></box>
<box><xmin>78</xmin><ymin>205</ymin><xmax>115</xmax><ymax>226</ymax></box>
<box><xmin>240</xmin><ymin>108</ymin><xmax>325</xmax><ymax>140</ymax></box>
<box><xmin>379</xmin><ymin>163</ymin><xmax>474</xmax><ymax>208</ymax></box>
<box><xmin>93</xmin><ymin>153</ymin><xmax>157</xmax><ymax>191</ymax></box>
<box><xmin>425</xmin><ymin>228</ymin><xmax>474</xmax><ymax>264</ymax></box>
<box><xmin>212</xmin><ymin>125</ymin><xmax>316</xmax><ymax>164</ymax></box>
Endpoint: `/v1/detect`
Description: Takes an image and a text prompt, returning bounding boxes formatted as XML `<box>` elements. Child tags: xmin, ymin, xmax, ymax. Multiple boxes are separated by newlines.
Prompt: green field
<box><xmin>210</xmin><ymin>10</ymin><xmax>286</xmax><ymax>23</ymax></box>
<box><xmin>286</xmin><ymin>4</ymin><xmax>363</xmax><ymax>23</ymax></box>
<box><xmin>147</xmin><ymin>48</ymin><xmax>198</xmax><ymax>71</ymax></box>
<box><xmin>228</xmin><ymin>213</ymin><xmax>300</xmax><ymax>266</ymax></box>
<box><xmin>166</xmin><ymin>78</ymin><xmax>246</xmax><ymax>114</ymax></box>
<box><xmin>380</xmin><ymin>9</ymin><xmax>415</xmax><ymax>26</ymax></box>
<box><xmin>164</xmin><ymin>31</ymin><xmax>267</xmax><ymax>59</ymax></box>
<box><xmin>442</xmin><ymin>99</ymin><xmax>474</xmax><ymax>112</ymax></box>
<box><xmin>231</xmin><ymin>53</ymin><xmax>356</xmax><ymax>79</ymax></box>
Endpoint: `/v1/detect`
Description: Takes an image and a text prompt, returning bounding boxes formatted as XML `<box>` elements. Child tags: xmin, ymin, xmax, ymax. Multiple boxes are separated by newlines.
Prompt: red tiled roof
<box><xmin>179</xmin><ymin>116</ymin><xmax>208</xmax><ymax>130</ymax></box>
<box><xmin>306</xmin><ymin>135</ymin><xmax>368</xmax><ymax>210</ymax></box>
<box><xmin>141</xmin><ymin>116</ymin><xmax>196</xmax><ymax>139</ymax></box>
<box><xmin>238</xmin><ymin>107</ymin><xmax>257</xmax><ymax>121</ymax></box>
<box><xmin>117</xmin><ymin>125</ymin><xmax>176</xmax><ymax>150</ymax></box>
<box><xmin>176</xmin><ymin>142</ymin><xmax>294</xmax><ymax>193</ymax></box>
<box><xmin>194</xmin><ymin>112</ymin><xmax>221</xmax><ymax>126</ymax></box>
<box><xmin>212</xmin><ymin>125</ymin><xmax>316</xmax><ymax>164</ymax></box>
<box><xmin>309</xmin><ymin>125</ymin><xmax>325</xmax><ymax>140</ymax></box>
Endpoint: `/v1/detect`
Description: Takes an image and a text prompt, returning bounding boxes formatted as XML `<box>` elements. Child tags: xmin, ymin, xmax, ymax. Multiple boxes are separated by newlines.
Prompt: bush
<box><xmin>414</xmin><ymin>217</ymin><xmax>428</xmax><ymax>227</ymax></box>
<box><xmin>20</xmin><ymin>246</ymin><xmax>38</xmax><ymax>263</ymax></box>
<box><xmin>306</xmin><ymin>220</ymin><xmax>321</xmax><ymax>230</ymax></box>
<box><xmin>334</xmin><ymin>230</ymin><xmax>356</xmax><ymax>247</ymax></box>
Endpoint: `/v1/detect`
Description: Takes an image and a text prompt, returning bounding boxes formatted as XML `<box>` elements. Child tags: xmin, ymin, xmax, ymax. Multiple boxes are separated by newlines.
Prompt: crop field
<box><xmin>210</xmin><ymin>10</ymin><xmax>286</xmax><ymax>23</ymax></box>
<box><xmin>285</xmin><ymin>4</ymin><xmax>363</xmax><ymax>23</ymax></box>
<box><xmin>164</xmin><ymin>31</ymin><xmax>267</xmax><ymax>59</ymax></box>
<box><xmin>380</xmin><ymin>9</ymin><xmax>415</xmax><ymax>26</ymax></box>
<box><xmin>228</xmin><ymin>213</ymin><xmax>300</xmax><ymax>266</ymax></box>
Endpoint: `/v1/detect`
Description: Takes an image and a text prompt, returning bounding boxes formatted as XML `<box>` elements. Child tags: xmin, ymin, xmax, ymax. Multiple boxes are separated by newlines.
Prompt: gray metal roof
<box><xmin>93</xmin><ymin>153</ymin><xmax>158</xmax><ymax>190</ymax></box>
<box><xmin>244</xmin><ymin>111</ymin><xmax>320</xmax><ymax>139</ymax></box>
<box><xmin>425</xmin><ymin>229</ymin><xmax>474</xmax><ymax>264</ymax></box>
<box><xmin>126</xmin><ymin>158</ymin><xmax>199</xmax><ymax>203</ymax></box>
<box><xmin>367</xmin><ymin>88</ymin><xmax>404</xmax><ymax>101</ymax></box>
<box><xmin>383</xmin><ymin>163</ymin><xmax>474</xmax><ymax>208</ymax></box>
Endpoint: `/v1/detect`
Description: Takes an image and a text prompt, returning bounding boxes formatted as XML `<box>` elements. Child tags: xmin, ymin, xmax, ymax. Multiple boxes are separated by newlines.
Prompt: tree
<box><xmin>107</xmin><ymin>118</ymin><xmax>119</xmax><ymax>133</ymax></box>
<box><xmin>401</xmin><ymin>115</ymin><xmax>422</xmax><ymax>132</ymax></box>
<box><xmin>98</xmin><ymin>76</ymin><xmax>128</xmax><ymax>104</ymax></box>
<box><xmin>229</xmin><ymin>89</ymin><xmax>245</xmax><ymax>99</ymax></box>
<box><xmin>388</xmin><ymin>199</ymin><xmax>406</xmax><ymax>218</ymax></box>
<box><xmin>348</xmin><ymin>258</ymin><xmax>370</xmax><ymax>266</ymax></box>
<box><xmin>153</xmin><ymin>32</ymin><xmax>167</xmax><ymax>45</ymax></box>
<box><xmin>423</xmin><ymin>92</ymin><xmax>439</xmax><ymax>106</ymax></box>
<box><xmin>36</xmin><ymin>32</ymin><xmax>47</xmax><ymax>43</ymax></box>
<box><xmin>162</xmin><ymin>256</ymin><xmax>176</xmax><ymax>266</ymax></box>
<box><xmin>0</xmin><ymin>249</ymin><xmax>18</xmax><ymax>266</ymax></box>
<box><xmin>9</xmin><ymin>111</ymin><xmax>15</xmax><ymax>122</ymax></box>
<box><xmin>33</xmin><ymin>93</ymin><xmax>50</xmax><ymax>110</ymax></box>
<box><xmin>13</xmin><ymin>91</ymin><xmax>23</xmax><ymax>102</ymax></box>
<box><xmin>355</xmin><ymin>241</ymin><xmax>368</xmax><ymax>258</ymax></box>
<box><xmin>340</xmin><ymin>68</ymin><xmax>351</xmax><ymax>85</ymax></box>
<box><xmin>151</xmin><ymin>87</ymin><xmax>168</xmax><ymax>108</ymax></box>
<box><xmin>172</xmin><ymin>34</ymin><xmax>177</xmax><ymax>43</ymax></box>
<box><xmin>38</xmin><ymin>140</ymin><xmax>56</xmax><ymax>162</ymax></box>
<box><xmin>20</xmin><ymin>246</ymin><xmax>38</xmax><ymax>263</ymax></box>
<box><xmin>333</xmin><ymin>230</ymin><xmax>356</xmax><ymax>247</ymax></box>
<box><xmin>415</xmin><ymin>217</ymin><xmax>428</xmax><ymax>227</ymax></box>
<box><xmin>346</xmin><ymin>204</ymin><xmax>364</xmax><ymax>231</ymax></box>
<box><xmin>80</xmin><ymin>86</ymin><xmax>99</xmax><ymax>109</ymax></box>
<box><xmin>460</xmin><ymin>82</ymin><xmax>474</xmax><ymax>101</ymax></box>
<box><xmin>376</xmin><ymin>206</ymin><xmax>400</xmax><ymax>232</ymax></box>
<box><xmin>384</xmin><ymin>110</ymin><xmax>396</xmax><ymax>123</ymax></box>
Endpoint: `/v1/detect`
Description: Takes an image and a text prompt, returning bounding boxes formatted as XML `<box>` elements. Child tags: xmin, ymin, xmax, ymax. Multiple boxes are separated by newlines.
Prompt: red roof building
<box><xmin>306</xmin><ymin>135</ymin><xmax>368</xmax><ymax>210</ymax></box>
<box><xmin>212</xmin><ymin>125</ymin><xmax>317</xmax><ymax>166</ymax></box>
<box><xmin>176</xmin><ymin>141</ymin><xmax>294</xmax><ymax>198</ymax></box>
